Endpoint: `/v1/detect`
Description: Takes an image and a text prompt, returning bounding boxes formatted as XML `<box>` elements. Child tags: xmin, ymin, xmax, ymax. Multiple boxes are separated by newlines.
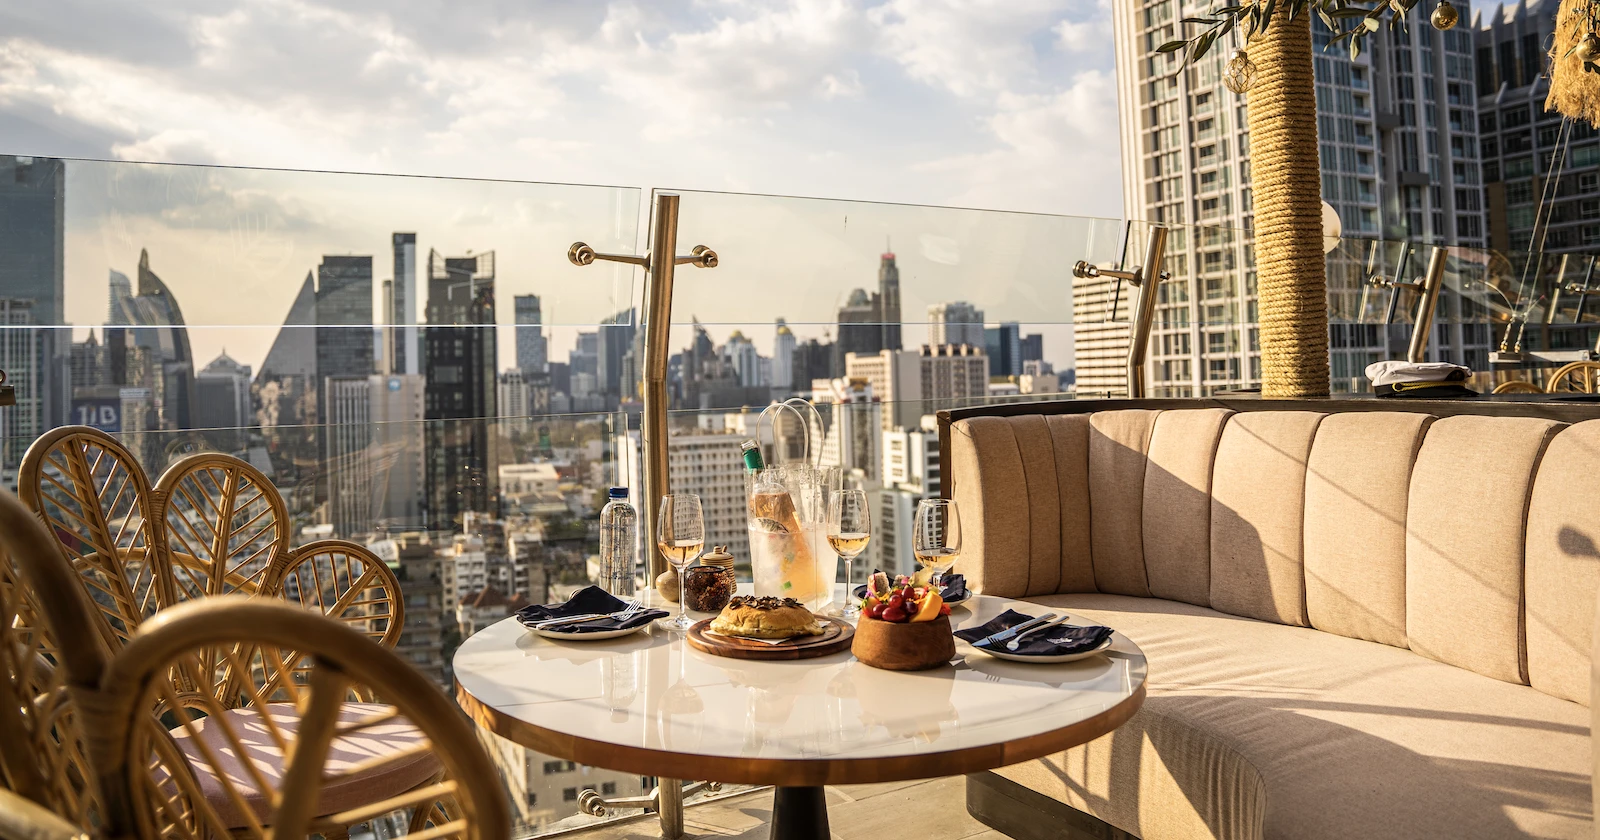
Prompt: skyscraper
<box><xmin>324</xmin><ymin>375</ymin><xmax>373</xmax><ymax>538</ymax></box>
<box><xmin>424</xmin><ymin>249</ymin><xmax>499</xmax><ymax>531</ymax></box>
<box><xmin>835</xmin><ymin>289</ymin><xmax>881</xmax><ymax>371</ymax></box>
<box><xmin>597</xmin><ymin>307</ymin><xmax>637</xmax><ymax>400</ymax></box>
<box><xmin>1108</xmin><ymin>2</ymin><xmax>1487</xmax><ymax>396</ymax></box>
<box><xmin>315</xmin><ymin>255</ymin><xmax>375</xmax><ymax>422</ymax></box>
<box><xmin>195</xmin><ymin>351</ymin><xmax>252</xmax><ymax>449</ymax></box>
<box><xmin>254</xmin><ymin>271</ymin><xmax>318</xmax><ymax>428</ymax></box>
<box><xmin>772</xmin><ymin>319</ymin><xmax>796</xmax><ymax>391</ymax></box>
<box><xmin>391</xmin><ymin>233</ymin><xmax>419</xmax><ymax>376</ymax></box>
<box><xmin>928</xmin><ymin>301</ymin><xmax>986</xmax><ymax>349</ymax></box>
<box><xmin>104</xmin><ymin>250</ymin><xmax>197</xmax><ymax>431</ymax></box>
<box><xmin>514</xmin><ymin>294</ymin><xmax>548</xmax><ymax>375</ymax></box>
<box><xmin>984</xmin><ymin>322</ymin><xmax>1021</xmax><ymax>378</ymax></box>
<box><xmin>878</xmin><ymin>250</ymin><xmax>902</xmax><ymax>352</ymax></box>
<box><xmin>0</xmin><ymin>156</ymin><xmax>66</xmax><ymax>440</ymax></box>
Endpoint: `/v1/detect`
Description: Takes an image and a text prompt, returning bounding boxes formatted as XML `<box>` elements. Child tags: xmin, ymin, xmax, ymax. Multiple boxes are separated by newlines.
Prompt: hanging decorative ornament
<box><xmin>1223</xmin><ymin>48</ymin><xmax>1258</xmax><ymax>95</ymax></box>
<box><xmin>1430</xmin><ymin>0</ymin><xmax>1459</xmax><ymax>30</ymax></box>
<box><xmin>1577</xmin><ymin>33</ymin><xmax>1600</xmax><ymax>63</ymax></box>
<box><xmin>1390</xmin><ymin>0</ymin><xmax>1411</xmax><ymax>15</ymax></box>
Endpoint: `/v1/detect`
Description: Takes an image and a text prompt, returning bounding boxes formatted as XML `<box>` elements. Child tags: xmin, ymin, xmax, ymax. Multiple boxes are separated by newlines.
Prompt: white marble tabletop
<box><xmin>452</xmin><ymin>587</ymin><xmax>1147</xmax><ymax>786</ymax></box>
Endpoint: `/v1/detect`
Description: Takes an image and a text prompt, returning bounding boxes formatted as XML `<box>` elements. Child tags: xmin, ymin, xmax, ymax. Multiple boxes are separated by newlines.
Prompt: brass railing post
<box><xmin>568</xmin><ymin>192</ymin><xmax>718</xmax><ymax>577</ymax></box>
<box><xmin>1406</xmin><ymin>246</ymin><xmax>1448</xmax><ymax>364</ymax></box>
<box><xmin>1073</xmin><ymin>224</ymin><xmax>1167</xmax><ymax>398</ymax></box>
<box><xmin>567</xmin><ymin>193</ymin><xmax>719</xmax><ymax>840</ymax></box>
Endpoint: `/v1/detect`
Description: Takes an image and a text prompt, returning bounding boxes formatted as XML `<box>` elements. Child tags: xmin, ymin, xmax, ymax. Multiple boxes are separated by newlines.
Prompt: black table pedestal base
<box><xmin>770</xmin><ymin>786</ymin><xmax>829</xmax><ymax>840</ymax></box>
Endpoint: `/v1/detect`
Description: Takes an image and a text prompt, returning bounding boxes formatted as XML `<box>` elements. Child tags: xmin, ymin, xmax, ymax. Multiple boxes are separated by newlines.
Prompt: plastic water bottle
<box><xmin>599</xmin><ymin>487</ymin><xmax>637</xmax><ymax>598</ymax></box>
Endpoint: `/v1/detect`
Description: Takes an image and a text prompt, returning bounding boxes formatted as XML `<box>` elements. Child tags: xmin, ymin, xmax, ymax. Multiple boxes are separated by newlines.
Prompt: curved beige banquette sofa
<box><xmin>943</xmin><ymin>398</ymin><xmax>1600</xmax><ymax>840</ymax></box>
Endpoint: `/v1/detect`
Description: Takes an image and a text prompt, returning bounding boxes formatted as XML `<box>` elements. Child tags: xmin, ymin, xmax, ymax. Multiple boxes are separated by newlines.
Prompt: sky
<box><xmin>1</xmin><ymin>0</ymin><xmax>1126</xmax><ymax>371</ymax></box>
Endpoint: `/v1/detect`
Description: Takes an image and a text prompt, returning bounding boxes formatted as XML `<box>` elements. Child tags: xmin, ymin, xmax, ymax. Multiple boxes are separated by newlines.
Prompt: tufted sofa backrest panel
<box><xmin>949</xmin><ymin>405</ymin><xmax>1600</xmax><ymax>703</ymax></box>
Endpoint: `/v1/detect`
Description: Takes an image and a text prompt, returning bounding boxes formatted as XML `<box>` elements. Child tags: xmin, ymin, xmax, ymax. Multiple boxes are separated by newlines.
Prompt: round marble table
<box><xmin>454</xmin><ymin>591</ymin><xmax>1147</xmax><ymax>840</ymax></box>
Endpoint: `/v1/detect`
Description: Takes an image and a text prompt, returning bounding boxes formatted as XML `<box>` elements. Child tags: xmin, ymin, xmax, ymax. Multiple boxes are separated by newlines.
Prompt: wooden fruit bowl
<box><xmin>851</xmin><ymin>615</ymin><xmax>956</xmax><ymax>671</ymax></box>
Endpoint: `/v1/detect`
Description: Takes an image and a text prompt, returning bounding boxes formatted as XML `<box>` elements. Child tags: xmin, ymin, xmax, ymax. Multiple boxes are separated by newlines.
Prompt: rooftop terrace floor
<box><xmin>563</xmin><ymin>778</ymin><xmax>1007</xmax><ymax>840</ymax></box>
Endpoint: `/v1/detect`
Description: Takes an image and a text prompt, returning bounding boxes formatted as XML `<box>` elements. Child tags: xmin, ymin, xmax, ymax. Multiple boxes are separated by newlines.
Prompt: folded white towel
<box><xmin>1365</xmin><ymin>360</ymin><xmax>1470</xmax><ymax>387</ymax></box>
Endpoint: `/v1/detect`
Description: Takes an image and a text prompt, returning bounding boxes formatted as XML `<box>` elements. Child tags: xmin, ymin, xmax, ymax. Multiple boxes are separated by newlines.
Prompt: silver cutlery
<box><xmin>1007</xmin><ymin>615</ymin><xmax>1071</xmax><ymax>651</ymax></box>
<box><xmin>970</xmin><ymin>612</ymin><xmax>1057</xmax><ymax>648</ymax></box>
<box><xmin>534</xmin><ymin>601</ymin><xmax>642</xmax><ymax>629</ymax></box>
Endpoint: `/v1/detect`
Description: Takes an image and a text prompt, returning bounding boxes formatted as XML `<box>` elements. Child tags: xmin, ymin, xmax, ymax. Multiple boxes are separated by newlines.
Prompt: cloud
<box><xmin>0</xmin><ymin>0</ymin><xmax>1124</xmax><ymax>216</ymax></box>
<box><xmin>914</xmin><ymin>70</ymin><xmax>1122</xmax><ymax>217</ymax></box>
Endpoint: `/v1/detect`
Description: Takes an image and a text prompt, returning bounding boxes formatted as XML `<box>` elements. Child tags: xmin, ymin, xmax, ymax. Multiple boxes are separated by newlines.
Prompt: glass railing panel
<box><xmin>0</xmin><ymin>156</ymin><xmax>644</xmax><ymax>483</ymax></box>
<box><xmin>0</xmin><ymin>156</ymin><xmax>641</xmax><ymax>328</ymax></box>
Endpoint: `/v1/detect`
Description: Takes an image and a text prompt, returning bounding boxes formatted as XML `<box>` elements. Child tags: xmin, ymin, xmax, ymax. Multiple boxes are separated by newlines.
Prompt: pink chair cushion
<box><xmin>169</xmin><ymin>702</ymin><xmax>441</xmax><ymax>828</ymax></box>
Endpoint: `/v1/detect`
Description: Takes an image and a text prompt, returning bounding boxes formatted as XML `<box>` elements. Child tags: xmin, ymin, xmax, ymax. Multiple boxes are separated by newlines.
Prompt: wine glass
<box><xmin>657</xmin><ymin>494</ymin><xmax>705</xmax><ymax>630</ymax></box>
<box><xmin>913</xmin><ymin>498</ymin><xmax>962</xmax><ymax>589</ymax></box>
<box><xmin>827</xmin><ymin>489</ymin><xmax>872</xmax><ymax>620</ymax></box>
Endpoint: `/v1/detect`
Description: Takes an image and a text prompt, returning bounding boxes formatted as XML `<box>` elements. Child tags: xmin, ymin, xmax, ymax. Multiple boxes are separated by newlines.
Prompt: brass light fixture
<box><xmin>1431</xmin><ymin>0</ymin><xmax>1459</xmax><ymax>30</ymax></box>
<box><xmin>1224</xmin><ymin>48</ymin><xmax>1259</xmax><ymax>94</ymax></box>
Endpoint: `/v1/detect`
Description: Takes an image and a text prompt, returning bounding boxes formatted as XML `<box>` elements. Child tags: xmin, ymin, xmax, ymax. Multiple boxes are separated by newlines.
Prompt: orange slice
<box><xmin>910</xmin><ymin>591</ymin><xmax>944</xmax><ymax>623</ymax></box>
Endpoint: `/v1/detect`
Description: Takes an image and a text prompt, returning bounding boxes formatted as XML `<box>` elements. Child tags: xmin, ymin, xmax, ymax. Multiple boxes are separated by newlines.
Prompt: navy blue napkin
<box><xmin>955</xmin><ymin>609</ymin><xmax>1113</xmax><ymax>657</ymax></box>
<box><xmin>515</xmin><ymin>586</ymin><xmax>668</xmax><ymax>633</ymax></box>
<box><xmin>854</xmin><ymin>572</ymin><xmax>968</xmax><ymax>602</ymax></box>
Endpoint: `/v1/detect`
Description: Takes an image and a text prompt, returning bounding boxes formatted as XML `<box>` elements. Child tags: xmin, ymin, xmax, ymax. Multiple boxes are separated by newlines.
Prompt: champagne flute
<box><xmin>827</xmin><ymin>489</ymin><xmax>872</xmax><ymax>620</ymax></box>
<box><xmin>657</xmin><ymin>494</ymin><xmax>705</xmax><ymax>630</ymax></box>
<box><xmin>913</xmin><ymin>498</ymin><xmax>962</xmax><ymax>589</ymax></box>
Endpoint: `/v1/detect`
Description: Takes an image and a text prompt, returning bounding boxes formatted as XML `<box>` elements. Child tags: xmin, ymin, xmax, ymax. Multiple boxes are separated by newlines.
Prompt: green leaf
<box><xmin>1350</xmin><ymin>35</ymin><xmax>1362</xmax><ymax>60</ymax></box>
<box><xmin>1157</xmin><ymin>40</ymin><xmax>1188</xmax><ymax>53</ymax></box>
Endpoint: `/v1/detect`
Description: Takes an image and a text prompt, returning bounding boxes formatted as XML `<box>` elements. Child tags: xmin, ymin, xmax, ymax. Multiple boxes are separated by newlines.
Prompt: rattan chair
<box><xmin>0</xmin><ymin>516</ymin><xmax>98</xmax><ymax>830</ymax></box>
<box><xmin>0</xmin><ymin>490</ymin><xmax>510</xmax><ymax>840</ymax></box>
<box><xmin>16</xmin><ymin>428</ymin><xmax>403</xmax><ymax>680</ymax></box>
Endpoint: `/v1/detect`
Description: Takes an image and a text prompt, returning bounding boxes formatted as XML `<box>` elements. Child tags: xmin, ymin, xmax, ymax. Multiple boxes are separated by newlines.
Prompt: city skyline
<box><xmin>40</xmin><ymin>158</ymin><xmax>1093</xmax><ymax>388</ymax></box>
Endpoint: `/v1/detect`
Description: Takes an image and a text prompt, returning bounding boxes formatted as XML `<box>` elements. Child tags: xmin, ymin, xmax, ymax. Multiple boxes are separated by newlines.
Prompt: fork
<box><xmin>536</xmin><ymin>600</ymin><xmax>642</xmax><ymax>629</ymax></box>
<box><xmin>970</xmin><ymin>612</ymin><xmax>1057</xmax><ymax>648</ymax></box>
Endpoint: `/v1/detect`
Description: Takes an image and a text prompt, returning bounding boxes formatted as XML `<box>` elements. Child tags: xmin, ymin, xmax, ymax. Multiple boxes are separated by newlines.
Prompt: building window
<box><xmin>602</xmin><ymin>782</ymin><xmax>618</xmax><ymax>795</ymax></box>
<box><xmin>563</xmin><ymin>788</ymin><xmax>578</xmax><ymax>802</ymax></box>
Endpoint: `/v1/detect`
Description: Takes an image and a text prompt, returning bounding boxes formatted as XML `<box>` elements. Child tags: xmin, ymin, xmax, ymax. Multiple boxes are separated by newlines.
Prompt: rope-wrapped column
<box><xmin>1245</xmin><ymin>12</ymin><xmax>1330</xmax><ymax>397</ymax></box>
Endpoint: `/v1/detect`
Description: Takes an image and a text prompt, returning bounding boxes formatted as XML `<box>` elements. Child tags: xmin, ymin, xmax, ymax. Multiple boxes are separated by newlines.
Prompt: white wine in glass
<box><xmin>657</xmin><ymin>494</ymin><xmax>705</xmax><ymax>630</ymax></box>
<box><xmin>913</xmin><ymin>499</ymin><xmax>962</xmax><ymax>588</ymax></box>
<box><xmin>658</xmin><ymin>539</ymin><xmax>705</xmax><ymax>566</ymax></box>
<box><xmin>828</xmin><ymin>489</ymin><xmax>871</xmax><ymax>619</ymax></box>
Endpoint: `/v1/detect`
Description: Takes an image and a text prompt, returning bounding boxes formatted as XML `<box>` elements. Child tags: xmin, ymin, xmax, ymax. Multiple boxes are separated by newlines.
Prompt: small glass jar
<box><xmin>683</xmin><ymin>547</ymin><xmax>736</xmax><ymax>612</ymax></box>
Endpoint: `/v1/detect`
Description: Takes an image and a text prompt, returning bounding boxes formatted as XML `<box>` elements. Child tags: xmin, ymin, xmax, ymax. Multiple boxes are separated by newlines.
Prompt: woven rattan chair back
<box><xmin>98</xmin><ymin>597</ymin><xmax>510</xmax><ymax>840</ymax></box>
<box><xmin>17</xmin><ymin>427</ymin><xmax>169</xmax><ymax>652</ymax></box>
<box><xmin>153</xmin><ymin>452</ymin><xmax>291</xmax><ymax>601</ymax></box>
<box><xmin>18</xmin><ymin>427</ymin><xmax>405</xmax><ymax>672</ymax></box>
<box><xmin>0</xmin><ymin>490</ymin><xmax>110</xmax><ymax>831</ymax></box>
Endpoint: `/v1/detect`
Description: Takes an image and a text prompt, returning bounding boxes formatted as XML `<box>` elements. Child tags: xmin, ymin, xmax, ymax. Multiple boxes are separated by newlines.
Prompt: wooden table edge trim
<box><xmin>455</xmin><ymin>677</ymin><xmax>1147</xmax><ymax>787</ymax></box>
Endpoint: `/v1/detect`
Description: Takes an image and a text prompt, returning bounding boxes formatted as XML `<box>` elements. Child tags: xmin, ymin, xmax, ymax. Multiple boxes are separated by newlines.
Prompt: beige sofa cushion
<box><xmin>1526</xmin><ymin>419</ymin><xmax>1600</xmax><ymax>705</ymax></box>
<box><xmin>1407</xmin><ymin>415</ymin><xmax>1562</xmax><ymax>685</ymax></box>
<box><xmin>949</xmin><ymin>415</ymin><xmax>1096</xmax><ymax>599</ymax></box>
<box><xmin>1209</xmin><ymin>412</ymin><xmax>1324</xmax><ymax>626</ymax></box>
<box><xmin>1143</xmin><ymin>409</ymin><xmax>1233</xmax><ymax>607</ymax></box>
<box><xmin>1046</xmin><ymin>414</ymin><xmax>1096</xmax><ymax>594</ymax></box>
<box><xmin>998</xmin><ymin>593</ymin><xmax>1592</xmax><ymax>840</ymax></box>
<box><xmin>1303</xmin><ymin>411</ymin><xmax>1432</xmax><ymax>649</ymax></box>
<box><xmin>948</xmin><ymin>417</ymin><xmax>1032</xmax><ymax>598</ymax></box>
<box><xmin>1089</xmin><ymin>410</ymin><xmax>1160</xmax><ymax>597</ymax></box>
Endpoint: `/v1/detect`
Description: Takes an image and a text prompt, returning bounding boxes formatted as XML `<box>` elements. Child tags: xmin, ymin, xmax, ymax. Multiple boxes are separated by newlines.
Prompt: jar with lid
<box><xmin>683</xmin><ymin>546</ymin><xmax>737</xmax><ymax>612</ymax></box>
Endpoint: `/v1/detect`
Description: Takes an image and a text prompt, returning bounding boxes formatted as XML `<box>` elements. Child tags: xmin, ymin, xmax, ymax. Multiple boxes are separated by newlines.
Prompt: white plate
<box><xmin>526</xmin><ymin>623</ymin><xmax>648</xmax><ymax>642</ymax></box>
<box><xmin>966</xmin><ymin>636</ymin><xmax>1114</xmax><ymax>664</ymax></box>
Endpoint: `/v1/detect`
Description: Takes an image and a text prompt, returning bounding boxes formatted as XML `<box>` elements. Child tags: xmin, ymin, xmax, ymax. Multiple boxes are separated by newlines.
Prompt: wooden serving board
<box><xmin>686</xmin><ymin>616</ymin><xmax>855</xmax><ymax>660</ymax></box>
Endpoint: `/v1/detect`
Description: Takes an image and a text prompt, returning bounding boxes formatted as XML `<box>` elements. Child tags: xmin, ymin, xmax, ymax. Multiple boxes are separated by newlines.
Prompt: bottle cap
<box><xmin>608</xmin><ymin>487</ymin><xmax>628</xmax><ymax>499</ymax></box>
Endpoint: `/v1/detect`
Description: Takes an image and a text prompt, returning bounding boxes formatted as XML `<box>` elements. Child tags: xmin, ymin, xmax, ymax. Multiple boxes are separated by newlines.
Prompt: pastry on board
<box><xmin>709</xmin><ymin>595</ymin><xmax>825</xmax><ymax>639</ymax></box>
